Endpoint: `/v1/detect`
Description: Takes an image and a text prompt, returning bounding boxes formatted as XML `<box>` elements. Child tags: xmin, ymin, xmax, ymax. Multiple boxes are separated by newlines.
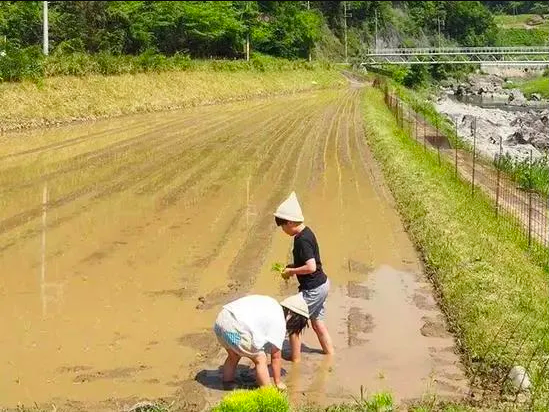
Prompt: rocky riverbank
<box><xmin>435</xmin><ymin>73</ymin><xmax>548</xmax><ymax>162</ymax></box>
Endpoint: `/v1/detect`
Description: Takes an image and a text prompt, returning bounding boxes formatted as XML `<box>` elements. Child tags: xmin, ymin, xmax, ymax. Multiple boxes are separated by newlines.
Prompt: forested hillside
<box><xmin>1</xmin><ymin>1</ymin><xmax>547</xmax><ymax>82</ymax></box>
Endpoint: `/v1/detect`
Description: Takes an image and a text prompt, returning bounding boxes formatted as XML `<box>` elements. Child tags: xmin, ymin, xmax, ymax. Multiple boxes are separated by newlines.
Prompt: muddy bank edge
<box><xmin>0</xmin><ymin>69</ymin><xmax>345</xmax><ymax>133</ymax></box>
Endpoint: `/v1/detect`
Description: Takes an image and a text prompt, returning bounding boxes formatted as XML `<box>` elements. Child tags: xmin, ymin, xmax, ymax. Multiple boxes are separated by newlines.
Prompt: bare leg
<box><xmin>252</xmin><ymin>353</ymin><xmax>270</xmax><ymax>386</ymax></box>
<box><xmin>311</xmin><ymin>319</ymin><xmax>334</xmax><ymax>355</ymax></box>
<box><xmin>223</xmin><ymin>349</ymin><xmax>241</xmax><ymax>383</ymax></box>
<box><xmin>289</xmin><ymin>333</ymin><xmax>302</xmax><ymax>363</ymax></box>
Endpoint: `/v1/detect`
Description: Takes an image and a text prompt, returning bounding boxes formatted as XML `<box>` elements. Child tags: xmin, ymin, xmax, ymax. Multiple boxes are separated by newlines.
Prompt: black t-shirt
<box><xmin>292</xmin><ymin>226</ymin><xmax>328</xmax><ymax>291</ymax></box>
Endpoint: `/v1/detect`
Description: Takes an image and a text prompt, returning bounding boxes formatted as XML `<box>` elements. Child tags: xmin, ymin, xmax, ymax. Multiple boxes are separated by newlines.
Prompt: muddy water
<box><xmin>0</xmin><ymin>86</ymin><xmax>466</xmax><ymax>410</ymax></box>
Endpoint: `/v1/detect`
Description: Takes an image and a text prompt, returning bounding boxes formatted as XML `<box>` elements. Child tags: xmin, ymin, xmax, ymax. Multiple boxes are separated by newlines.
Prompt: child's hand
<box><xmin>276</xmin><ymin>382</ymin><xmax>287</xmax><ymax>391</ymax></box>
<box><xmin>272</xmin><ymin>262</ymin><xmax>290</xmax><ymax>280</ymax></box>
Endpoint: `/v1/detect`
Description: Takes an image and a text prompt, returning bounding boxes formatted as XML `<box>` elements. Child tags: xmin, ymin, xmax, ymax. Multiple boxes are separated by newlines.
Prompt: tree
<box><xmin>0</xmin><ymin>1</ymin><xmax>42</xmax><ymax>47</ymax></box>
<box><xmin>442</xmin><ymin>1</ymin><xmax>497</xmax><ymax>46</ymax></box>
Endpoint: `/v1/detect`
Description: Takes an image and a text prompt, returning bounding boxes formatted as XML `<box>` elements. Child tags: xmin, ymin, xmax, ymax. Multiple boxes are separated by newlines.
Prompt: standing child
<box><xmin>274</xmin><ymin>192</ymin><xmax>334</xmax><ymax>362</ymax></box>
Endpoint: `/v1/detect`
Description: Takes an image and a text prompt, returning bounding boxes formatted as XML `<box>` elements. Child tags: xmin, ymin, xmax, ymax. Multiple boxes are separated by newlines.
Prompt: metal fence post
<box><xmin>423</xmin><ymin>112</ymin><xmax>426</xmax><ymax>152</ymax></box>
<box><xmin>436</xmin><ymin>118</ymin><xmax>441</xmax><ymax>166</ymax></box>
<box><xmin>472</xmin><ymin>117</ymin><xmax>477</xmax><ymax>196</ymax></box>
<box><xmin>528</xmin><ymin>150</ymin><xmax>533</xmax><ymax>248</ymax></box>
<box><xmin>496</xmin><ymin>136</ymin><xmax>502</xmax><ymax>217</ymax></box>
<box><xmin>454</xmin><ymin>117</ymin><xmax>458</xmax><ymax>179</ymax></box>
<box><xmin>415</xmin><ymin>111</ymin><xmax>418</xmax><ymax>141</ymax></box>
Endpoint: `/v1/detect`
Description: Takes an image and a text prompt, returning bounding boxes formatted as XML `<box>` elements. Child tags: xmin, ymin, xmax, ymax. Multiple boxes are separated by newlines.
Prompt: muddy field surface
<box><xmin>0</xmin><ymin>87</ymin><xmax>466</xmax><ymax>410</ymax></box>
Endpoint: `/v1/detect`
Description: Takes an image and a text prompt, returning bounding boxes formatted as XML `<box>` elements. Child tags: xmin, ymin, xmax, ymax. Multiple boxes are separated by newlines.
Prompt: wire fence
<box><xmin>380</xmin><ymin>84</ymin><xmax>549</xmax><ymax>268</ymax></box>
<box><xmin>375</xmin><ymin>80</ymin><xmax>549</xmax><ymax>409</ymax></box>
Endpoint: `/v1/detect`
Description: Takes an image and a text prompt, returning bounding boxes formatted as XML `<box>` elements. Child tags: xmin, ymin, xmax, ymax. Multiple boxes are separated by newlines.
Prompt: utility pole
<box><xmin>375</xmin><ymin>9</ymin><xmax>378</xmax><ymax>52</ymax></box>
<box><xmin>437</xmin><ymin>16</ymin><xmax>441</xmax><ymax>49</ymax></box>
<box><xmin>245</xmin><ymin>33</ymin><xmax>250</xmax><ymax>61</ymax></box>
<box><xmin>343</xmin><ymin>2</ymin><xmax>351</xmax><ymax>63</ymax></box>
<box><xmin>43</xmin><ymin>1</ymin><xmax>49</xmax><ymax>55</ymax></box>
<box><xmin>344</xmin><ymin>1</ymin><xmax>348</xmax><ymax>63</ymax></box>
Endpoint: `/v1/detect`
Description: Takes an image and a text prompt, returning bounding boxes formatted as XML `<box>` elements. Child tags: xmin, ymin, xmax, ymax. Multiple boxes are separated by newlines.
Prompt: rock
<box><xmin>507</xmin><ymin>366</ymin><xmax>531</xmax><ymax>392</ymax></box>
<box><xmin>530</xmin><ymin>93</ymin><xmax>542</xmax><ymax>101</ymax></box>
<box><xmin>198</xmin><ymin>296</ymin><xmax>205</xmax><ymax>303</ymax></box>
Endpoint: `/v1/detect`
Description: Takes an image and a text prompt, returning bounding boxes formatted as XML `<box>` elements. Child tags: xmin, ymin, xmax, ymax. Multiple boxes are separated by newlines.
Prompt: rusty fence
<box><xmin>381</xmin><ymin>86</ymin><xmax>549</xmax><ymax>267</ymax></box>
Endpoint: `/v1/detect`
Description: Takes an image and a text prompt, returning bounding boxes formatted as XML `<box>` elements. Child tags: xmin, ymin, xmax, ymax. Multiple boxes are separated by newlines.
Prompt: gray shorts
<box><xmin>301</xmin><ymin>280</ymin><xmax>330</xmax><ymax>321</ymax></box>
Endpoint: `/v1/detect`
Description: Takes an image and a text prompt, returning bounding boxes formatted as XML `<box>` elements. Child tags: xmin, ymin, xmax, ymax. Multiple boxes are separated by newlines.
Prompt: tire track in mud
<box><xmin>307</xmin><ymin>95</ymin><xmax>341</xmax><ymax>190</ymax></box>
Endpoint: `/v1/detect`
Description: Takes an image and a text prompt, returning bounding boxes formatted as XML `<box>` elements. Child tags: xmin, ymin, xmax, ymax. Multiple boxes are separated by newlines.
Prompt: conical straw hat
<box><xmin>280</xmin><ymin>293</ymin><xmax>310</xmax><ymax>319</ymax></box>
<box><xmin>273</xmin><ymin>192</ymin><xmax>304</xmax><ymax>222</ymax></box>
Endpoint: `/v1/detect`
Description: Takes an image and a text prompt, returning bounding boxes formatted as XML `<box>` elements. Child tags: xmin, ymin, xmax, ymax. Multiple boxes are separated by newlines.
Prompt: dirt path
<box><xmin>0</xmin><ymin>86</ymin><xmax>466</xmax><ymax>411</ymax></box>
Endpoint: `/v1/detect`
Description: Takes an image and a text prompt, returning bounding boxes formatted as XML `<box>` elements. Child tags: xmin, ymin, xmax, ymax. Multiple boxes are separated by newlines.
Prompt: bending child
<box><xmin>213</xmin><ymin>293</ymin><xmax>309</xmax><ymax>389</ymax></box>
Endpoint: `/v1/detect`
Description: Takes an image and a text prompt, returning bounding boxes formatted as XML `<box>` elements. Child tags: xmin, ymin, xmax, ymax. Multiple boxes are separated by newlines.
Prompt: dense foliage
<box><xmin>0</xmin><ymin>1</ymin><xmax>544</xmax><ymax>83</ymax></box>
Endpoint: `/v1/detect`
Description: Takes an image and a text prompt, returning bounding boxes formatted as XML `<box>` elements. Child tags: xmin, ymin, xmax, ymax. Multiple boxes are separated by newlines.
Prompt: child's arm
<box><xmin>284</xmin><ymin>258</ymin><xmax>316</xmax><ymax>276</ymax></box>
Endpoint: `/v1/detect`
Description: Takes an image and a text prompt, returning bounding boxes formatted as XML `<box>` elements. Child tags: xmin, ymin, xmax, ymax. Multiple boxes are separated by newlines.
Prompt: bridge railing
<box><xmin>364</xmin><ymin>46</ymin><xmax>549</xmax><ymax>56</ymax></box>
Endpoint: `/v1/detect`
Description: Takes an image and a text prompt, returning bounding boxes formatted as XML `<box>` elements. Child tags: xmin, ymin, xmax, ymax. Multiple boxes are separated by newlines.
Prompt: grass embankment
<box><xmin>504</xmin><ymin>76</ymin><xmax>549</xmax><ymax>99</ymax></box>
<box><xmin>361</xmin><ymin>87</ymin><xmax>549</xmax><ymax>407</ymax></box>
<box><xmin>494</xmin><ymin>14</ymin><xmax>549</xmax><ymax>46</ymax></box>
<box><xmin>0</xmin><ymin>64</ymin><xmax>344</xmax><ymax>132</ymax></box>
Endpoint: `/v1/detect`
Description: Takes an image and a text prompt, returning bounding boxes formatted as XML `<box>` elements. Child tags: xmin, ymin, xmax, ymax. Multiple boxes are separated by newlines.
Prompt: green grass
<box><xmin>494</xmin><ymin>14</ymin><xmax>549</xmax><ymax>31</ymax></box>
<box><xmin>495</xmin><ymin>153</ymin><xmax>549</xmax><ymax>195</ymax></box>
<box><xmin>213</xmin><ymin>387</ymin><xmax>290</xmax><ymax>412</ymax></box>
<box><xmin>361</xmin><ymin>86</ymin><xmax>549</xmax><ymax>408</ymax></box>
<box><xmin>494</xmin><ymin>14</ymin><xmax>549</xmax><ymax>46</ymax></box>
<box><xmin>503</xmin><ymin>76</ymin><xmax>549</xmax><ymax>99</ymax></box>
<box><xmin>387</xmin><ymin>81</ymin><xmax>466</xmax><ymax>150</ymax></box>
<box><xmin>0</xmin><ymin>48</ymin><xmax>334</xmax><ymax>83</ymax></box>
<box><xmin>496</xmin><ymin>27</ymin><xmax>549</xmax><ymax>46</ymax></box>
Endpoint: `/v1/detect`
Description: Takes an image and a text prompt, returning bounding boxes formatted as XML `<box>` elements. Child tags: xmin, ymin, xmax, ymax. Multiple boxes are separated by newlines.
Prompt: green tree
<box><xmin>443</xmin><ymin>1</ymin><xmax>497</xmax><ymax>46</ymax></box>
<box><xmin>0</xmin><ymin>1</ymin><xmax>42</xmax><ymax>47</ymax></box>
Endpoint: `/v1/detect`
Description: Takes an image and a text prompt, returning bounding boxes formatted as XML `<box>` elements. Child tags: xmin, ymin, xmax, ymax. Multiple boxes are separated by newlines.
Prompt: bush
<box><xmin>0</xmin><ymin>45</ymin><xmax>44</xmax><ymax>82</ymax></box>
<box><xmin>212</xmin><ymin>387</ymin><xmax>289</xmax><ymax>412</ymax></box>
<box><xmin>1</xmin><ymin>48</ymin><xmax>327</xmax><ymax>83</ymax></box>
<box><xmin>45</xmin><ymin>52</ymin><xmax>99</xmax><ymax>76</ymax></box>
<box><xmin>496</xmin><ymin>28</ymin><xmax>548</xmax><ymax>46</ymax></box>
<box><xmin>403</xmin><ymin>64</ymin><xmax>430</xmax><ymax>89</ymax></box>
